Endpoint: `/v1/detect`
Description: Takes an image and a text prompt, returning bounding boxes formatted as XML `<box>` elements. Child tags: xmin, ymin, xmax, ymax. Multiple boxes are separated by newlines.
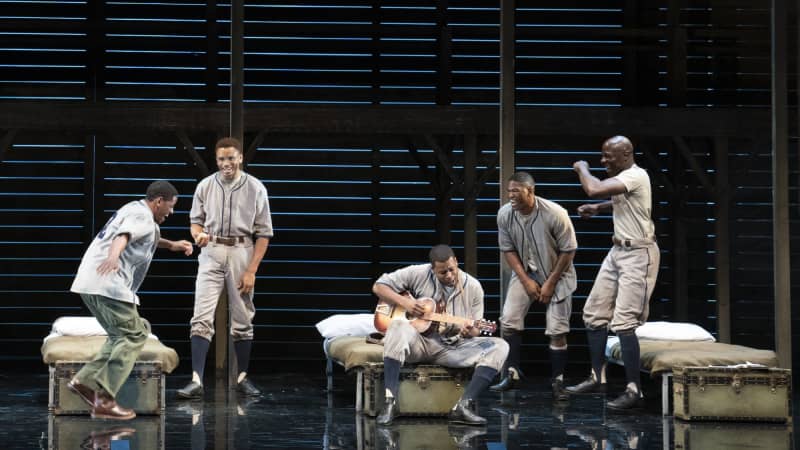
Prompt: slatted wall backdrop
<box><xmin>1</xmin><ymin>0</ymin><xmax>797</xmax><ymax>372</ymax></box>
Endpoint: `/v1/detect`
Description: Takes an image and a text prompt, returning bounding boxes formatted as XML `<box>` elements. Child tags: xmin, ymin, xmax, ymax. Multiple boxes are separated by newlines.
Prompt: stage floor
<box><xmin>0</xmin><ymin>369</ymin><xmax>795</xmax><ymax>449</ymax></box>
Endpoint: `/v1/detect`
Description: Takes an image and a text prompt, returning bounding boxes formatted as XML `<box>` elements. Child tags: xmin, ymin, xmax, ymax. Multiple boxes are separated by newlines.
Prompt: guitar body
<box><xmin>374</xmin><ymin>297</ymin><xmax>437</xmax><ymax>334</ymax></box>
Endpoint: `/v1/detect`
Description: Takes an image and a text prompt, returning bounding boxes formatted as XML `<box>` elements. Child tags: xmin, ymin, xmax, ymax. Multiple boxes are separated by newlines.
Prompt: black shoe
<box><xmin>177</xmin><ymin>381</ymin><xmax>204</xmax><ymax>399</ymax></box>
<box><xmin>449</xmin><ymin>399</ymin><xmax>487</xmax><ymax>426</ymax></box>
<box><xmin>376</xmin><ymin>397</ymin><xmax>398</xmax><ymax>426</ymax></box>
<box><xmin>489</xmin><ymin>367</ymin><xmax>521</xmax><ymax>392</ymax></box>
<box><xmin>237</xmin><ymin>378</ymin><xmax>262</xmax><ymax>397</ymax></box>
<box><xmin>606</xmin><ymin>388</ymin><xmax>644</xmax><ymax>411</ymax></box>
<box><xmin>565</xmin><ymin>377</ymin><xmax>607</xmax><ymax>395</ymax></box>
<box><xmin>551</xmin><ymin>378</ymin><xmax>569</xmax><ymax>402</ymax></box>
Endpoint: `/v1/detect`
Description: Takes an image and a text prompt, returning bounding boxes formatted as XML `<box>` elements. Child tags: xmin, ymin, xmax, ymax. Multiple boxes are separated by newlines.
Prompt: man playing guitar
<box><xmin>372</xmin><ymin>245</ymin><xmax>509</xmax><ymax>426</ymax></box>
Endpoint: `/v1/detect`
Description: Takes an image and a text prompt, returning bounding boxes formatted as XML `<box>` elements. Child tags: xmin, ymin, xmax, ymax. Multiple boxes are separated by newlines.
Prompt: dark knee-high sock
<box><xmin>618</xmin><ymin>331</ymin><xmax>641</xmax><ymax>392</ymax></box>
<box><xmin>463</xmin><ymin>366</ymin><xmax>498</xmax><ymax>400</ymax></box>
<box><xmin>234</xmin><ymin>339</ymin><xmax>253</xmax><ymax>378</ymax></box>
<box><xmin>191</xmin><ymin>336</ymin><xmax>211</xmax><ymax>383</ymax></box>
<box><xmin>383</xmin><ymin>357</ymin><xmax>402</xmax><ymax>398</ymax></box>
<box><xmin>503</xmin><ymin>329</ymin><xmax>522</xmax><ymax>371</ymax></box>
<box><xmin>586</xmin><ymin>328</ymin><xmax>608</xmax><ymax>382</ymax></box>
<box><xmin>550</xmin><ymin>347</ymin><xmax>568</xmax><ymax>381</ymax></box>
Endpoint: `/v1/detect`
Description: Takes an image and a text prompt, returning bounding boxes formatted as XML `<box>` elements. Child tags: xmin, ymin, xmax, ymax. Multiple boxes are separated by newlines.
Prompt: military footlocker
<box><xmin>48</xmin><ymin>414</ymin><xmax>164</xmax><ymax>449</ymax></box>
<box><xmin>49</xmin><ymin>360</ymin><xmax>165</xmax><ymax>415</ymax></box>
<box><xmin>673</xmin><ymin>419</ymin><xmax>792</xmax><ymax>450</ymax></box>
<box><xmin>672</xmin><ymin>366</ymin><xmax>792</xmax><ymax>422</ymax></box>
<box><xmin>360</xmin><ymin>363</ymin><xmax>471</xmax><ymax>417</ymax></box>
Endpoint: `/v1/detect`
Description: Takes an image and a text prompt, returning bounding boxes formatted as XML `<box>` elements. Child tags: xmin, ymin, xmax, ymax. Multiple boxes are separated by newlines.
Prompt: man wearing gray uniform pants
<box><xmin>178</xmin><ymin>137</ymin><xmax>273</xmax><ymax>399</ymax></box>
<box><xmin>567</xmin><ymin>135</ymin><xmax>660</xmax><ymax>411</ymax></box>
<box><xmin>375</xmin><ymin>245</ymin><xmax>509</xmax><ymax>426</ymax></box>
<box><xmin>490</xmin><ymin>171</ymin><xmax>577</xmax><ymax>403</ymax></box>
<box><xmin>68</xmin><ymin>181</ymin><xmax>193</xmax><ymax>420</ymax></box>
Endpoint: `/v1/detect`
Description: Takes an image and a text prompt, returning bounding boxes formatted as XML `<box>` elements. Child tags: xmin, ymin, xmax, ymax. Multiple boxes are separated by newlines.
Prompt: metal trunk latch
<box><xmin>731</xmin><ymin>374</ymin><xmax>742</xmax><ymax>394</ymax></box>
<box><xmin>697</xmin><ymin>376</ymin><xmax>705</xmax><ymax>392</ymax></box>
<box><xmin>416</xmin><ymin>371</ymin><xmax>430</xmax><ymax>389</ymax></box>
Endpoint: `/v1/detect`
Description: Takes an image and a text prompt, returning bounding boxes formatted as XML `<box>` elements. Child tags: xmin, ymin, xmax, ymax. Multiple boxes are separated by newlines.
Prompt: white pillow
<box><xmin>52</xmin><ymin>316</ymin><xmax>107</xmax><ymax>336</ymax></box>
<box><xmin>50</xmin><ymin>316</ymin><xmax>158</xmax><ymax>340</ymax></box>
<box><xmin>316</xmin><ymin>313</ymin><xmax>378</xmax><ymax>339</ymax></box>
<box><xmin>635</xmin><ymin>321</ymin><xmax>716</xmax><ymax>342</ymax></box>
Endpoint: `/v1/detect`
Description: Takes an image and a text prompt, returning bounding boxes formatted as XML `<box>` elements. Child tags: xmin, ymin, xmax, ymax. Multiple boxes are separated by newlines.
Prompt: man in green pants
<box><xmin>67</xmin><ymin>180</ymin><xmax>193</xmax><ymax>420</ymax></box>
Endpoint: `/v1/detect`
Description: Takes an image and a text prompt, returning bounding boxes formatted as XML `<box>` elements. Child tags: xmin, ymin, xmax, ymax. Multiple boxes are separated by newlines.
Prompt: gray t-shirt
<box><xmin>71</xmin><ymin>200</ymin><xmax>160</xmax><ymax>305</ymax></box>
<box><xmin>497</xmin><ymin>196</ymin><xmax>578</xmax><ymax>302</ymax></box>
<box><xmin>612</xmin><ymin>164</ymin><xmax>655</xmax><ymax>240</ymax></box>
<box><xmin>375</xmin><ymin>263</ymin><xmax>484</xmax><ymax>338</ymax></box>
<box><xmin>190</xmin><ymin>171</ymin><xmax>273</xmax><ymax>239</ymax></box>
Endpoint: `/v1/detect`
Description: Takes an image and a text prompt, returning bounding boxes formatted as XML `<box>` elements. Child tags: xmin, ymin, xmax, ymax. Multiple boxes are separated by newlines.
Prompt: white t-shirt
<box><xmin>611</xmin><ymin>164</ymin><xmax>655</xmax><ymax>240</ymax></box>
<box><xmin>71</xmin><ymin>200</ymin><xmax>160</xmax><ymax>305</ymax></box>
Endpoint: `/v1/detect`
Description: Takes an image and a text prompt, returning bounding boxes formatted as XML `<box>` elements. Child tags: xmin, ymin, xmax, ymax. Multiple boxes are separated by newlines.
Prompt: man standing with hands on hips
<box><xmin>567</xmin><ymin>135</ymin><xmax>660</xmax><ymax>411</ymax></box>
<box><xmin>177</xmin><ymin>137</ymin><xmax>273</xmax><ymax>399</ymax></box>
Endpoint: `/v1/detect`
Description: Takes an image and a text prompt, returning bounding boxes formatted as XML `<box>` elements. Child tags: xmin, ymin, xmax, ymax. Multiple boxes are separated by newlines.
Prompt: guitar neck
<box><xmin>426</xmin><ymin>312</ymin><xmax>472</xmax><ymax>327</ymax></box>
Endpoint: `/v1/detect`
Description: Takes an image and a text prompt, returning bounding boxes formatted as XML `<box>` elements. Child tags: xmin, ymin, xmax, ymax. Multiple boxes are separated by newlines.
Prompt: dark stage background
<box><xmin>0</xmin><ymin>1</ymin><xmax>798</xmax><ymax>375</ymax></box>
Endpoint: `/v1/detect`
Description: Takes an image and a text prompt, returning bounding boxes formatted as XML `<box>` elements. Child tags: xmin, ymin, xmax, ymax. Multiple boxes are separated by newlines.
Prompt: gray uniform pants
<box><xmin>499</xmin><ymin>272</ymin><xmax>572</xmax><ymax>336</ymax></box>
<box><xmin>191</xmin><ymin>240</ymin><xmax>256</xmax><ymax>341</ymax></box>
<box><xmin>583</xmin><ymin>242</ymin><xmax>660</xmax><ymax>332</ymax></box>
<box><xmin>76</xmin><ymin>294</ymin><xmax>148</xmax><ymax>397</ymax></box>
<box><xmin>382</xmin><ymin>320</ymin><xmax>509</xmax><ymax>372</ymax></box>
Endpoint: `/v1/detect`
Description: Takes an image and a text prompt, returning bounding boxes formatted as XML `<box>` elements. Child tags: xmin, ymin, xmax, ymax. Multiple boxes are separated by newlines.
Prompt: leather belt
<box><xmin>210</xmin><ymin>235</ymin><xmax>247</xmax><ymax>246</ymax></box>
<box><xmin>612</xmin><ymin>236</ymin><xmax>655</xmax><ymax>248</ymax></box>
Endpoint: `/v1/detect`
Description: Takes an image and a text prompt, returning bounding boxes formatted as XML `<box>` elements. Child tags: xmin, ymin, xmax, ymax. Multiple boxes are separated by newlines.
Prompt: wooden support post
<box><xmin>713</xmin><ymin>136</ymin><xmax>731</xmax><ymax>343</ymax></box>
<box><xmin>499</xmin><ymin>0</ymin><xmax>515</xmax><ymax>311</ymax></box>
<box><xmin>82</xmin><ymin>135</ymin><xmax>95</xmax><ymax>244</ymax></box>
<box><xmin>463</xmin><ymin>133</ymin><xmax>478</xmax><ymax>276</ymax></box>
<box><xmin>770</xmin><ymin>0</ymin><xmax>792</xmax><ymax>369</ymax></box>
<box><xmin>670</xmin><ymin>139</ymin><xmax>688</xmax><ymax>321</ymax></box>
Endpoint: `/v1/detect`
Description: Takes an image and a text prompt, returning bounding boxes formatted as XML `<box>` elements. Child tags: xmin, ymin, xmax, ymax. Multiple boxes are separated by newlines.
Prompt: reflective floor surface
<box><xmin>0</xmin><ymin>370</ymin><xmax>795</xmax><ymax>449</ymax></box>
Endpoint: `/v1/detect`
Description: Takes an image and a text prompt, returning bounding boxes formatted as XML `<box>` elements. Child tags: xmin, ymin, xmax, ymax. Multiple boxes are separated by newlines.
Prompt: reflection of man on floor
<box><xmin>374</xmin><ymin>245</ymin><xmax>509</xmax><ymax>426</ymax></box>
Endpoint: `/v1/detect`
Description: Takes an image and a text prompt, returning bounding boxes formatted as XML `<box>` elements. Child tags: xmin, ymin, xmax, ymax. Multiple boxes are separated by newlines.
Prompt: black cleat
<box><xmin>177</xmin><ymin>381</ymin><xmax>204</xmax><ymax>399</ymax></box>
<box><xmin>607</xmin><ymin>388</ymin><xmax>645</xmax><ymax>411</ymax></box>
<box><xmin>565</xmin><ymin>377</ymin><xmax>607</xmax><ymax>395</ymax></box>
<box><xmin>376</xmin><ymin>397</ymin><xmax>398</xmax><ymax>426</ymax></box>
<box><xmin>489</xmin><ymin>367</ymin><xmax>522</xmax><ymax>392</ymax></box>
<box><xmin>449</xmin><ymin>399</ymin><xmax>487</xmax><ymax>426</ymax></box>
<box><xmin>236</xmin><ymin>378</ymin><xmax>262</xmax><ymax>397</ymax></box>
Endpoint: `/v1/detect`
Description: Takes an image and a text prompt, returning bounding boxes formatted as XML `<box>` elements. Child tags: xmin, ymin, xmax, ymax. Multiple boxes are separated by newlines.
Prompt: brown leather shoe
<box><xmin>92</xmin><ymin>391</ymin><xmax>136</xmax><ymax>420</ymax></box>
<box><xmin>67</xmin><ymin>378</ymin><xmax>95</xmax><ymax>408</ymax></box>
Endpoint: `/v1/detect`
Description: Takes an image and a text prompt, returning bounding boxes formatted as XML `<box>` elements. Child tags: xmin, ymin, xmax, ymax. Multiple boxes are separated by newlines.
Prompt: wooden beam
<box><xmin>0</xmin><ymin>102</ymin><xmax>774</xmax><ymax>137</ymax></box>
<box><xmin>424</xmin><ymin>134</ymin><xmax>460</xmax><ymax>186</ymax></box>
<box><xmin>244</xmin><ymin>129</ymin><xmax>267</xmax><ymax>166</ymax></box>
<box><xmin>176</xmin><ymin>131</ymin><xmax>211</xmax><ymax>178</ymax></box>
<box><xmin>0</xmin><ymin>129</ymin><xmax>17</xmax><ymax>163</ymax></box>
<box><xmin>673</xmin><ymin>136</ymin><xmax>714</xmax><ymax>193</ymax></box>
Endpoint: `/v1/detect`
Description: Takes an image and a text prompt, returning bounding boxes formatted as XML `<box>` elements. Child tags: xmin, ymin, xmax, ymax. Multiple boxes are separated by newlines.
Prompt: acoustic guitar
<box><xmin>373</xmin><ymin>296</ymin><xmax>496</xmax><ymax>335</ymax></box>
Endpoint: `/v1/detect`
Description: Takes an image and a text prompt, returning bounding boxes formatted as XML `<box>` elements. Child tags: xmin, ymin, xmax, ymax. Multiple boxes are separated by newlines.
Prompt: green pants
<box><xmin>75</xmin><ymin>293</ymin><xmax>148</xmax><ymax>397</ymax></box>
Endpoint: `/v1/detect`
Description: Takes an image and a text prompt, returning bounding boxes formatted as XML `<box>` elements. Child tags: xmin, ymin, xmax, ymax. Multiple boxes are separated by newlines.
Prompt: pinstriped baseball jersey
<box><xmin>71</xmin><ymin>200</ymin><xmax>160</xmax><ymax>305</ymax></box>
<box><xmin>497</xmin><ymin>196</ymin><xmax>578</xmax><ymax>302</ymax></box>
<box><xmin>375</xmin><ymin>263</ymin><xmax>484</xmax><ymax>338</ymax></box>
<box><xmin>611</xmin><ymin>164</ymin><xmax>654</xmax><ymax>241</ymax></box>
<box><xmin>190</xmin><ymin>172</ymin><xmax>273</xmax><ymax>238</ymax></box>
